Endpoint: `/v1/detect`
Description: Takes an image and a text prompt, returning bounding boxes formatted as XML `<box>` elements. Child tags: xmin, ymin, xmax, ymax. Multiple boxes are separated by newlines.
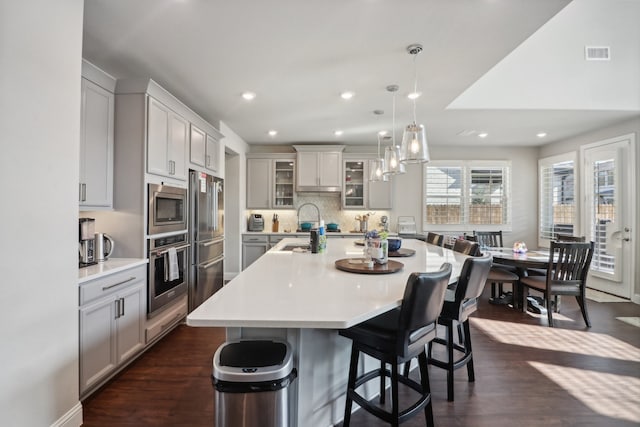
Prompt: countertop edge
<box><xmin>78</xmin><ymin>258</ymin><xmax>148</xmax><ymax>284</ymax></box>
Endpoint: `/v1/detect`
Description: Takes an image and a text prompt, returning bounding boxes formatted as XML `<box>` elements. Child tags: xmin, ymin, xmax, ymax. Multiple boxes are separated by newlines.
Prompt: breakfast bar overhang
<box><xmin>187</xmin><ymin>238</ymin><xmax>471</xmax><ymax>426</ymax></box>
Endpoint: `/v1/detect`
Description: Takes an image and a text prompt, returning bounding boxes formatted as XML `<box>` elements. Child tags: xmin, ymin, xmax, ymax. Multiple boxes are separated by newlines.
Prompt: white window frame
<box><xmin>423</xmin><ymin>160</ymin><xmax>512</xmax><ymax>232</ymax></box>
<box><xmin>538</xmin><ymin>152</ymin><xmax>579</xmax><ymax>248</ymax></box>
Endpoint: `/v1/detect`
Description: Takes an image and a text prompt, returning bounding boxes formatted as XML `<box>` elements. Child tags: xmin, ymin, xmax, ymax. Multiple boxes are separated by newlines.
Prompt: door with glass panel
<box><xmin>582</xmin><ymin>135</ymin><xmax>635</xmax><ymax>298</ymax></box>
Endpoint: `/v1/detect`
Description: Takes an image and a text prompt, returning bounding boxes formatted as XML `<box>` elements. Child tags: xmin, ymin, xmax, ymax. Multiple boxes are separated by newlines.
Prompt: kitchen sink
<box><xmin>280</xmin><ymin>244</ymin><xmax>310</xmax><ymax>251</ymax></box>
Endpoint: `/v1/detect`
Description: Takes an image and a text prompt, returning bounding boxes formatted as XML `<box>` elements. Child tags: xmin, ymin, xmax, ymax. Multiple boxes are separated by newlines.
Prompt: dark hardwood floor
<box><xmin>82</xmin><ymin>288</ymin><xmax>640</xmax><ymax>426</ymax></box>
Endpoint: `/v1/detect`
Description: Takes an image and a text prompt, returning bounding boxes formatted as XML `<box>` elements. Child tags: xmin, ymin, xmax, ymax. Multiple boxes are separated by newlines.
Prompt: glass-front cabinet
<box><xmin>343</xmin><ymin>161</ymin><xmax>366</xmax><ymax>208</ymax></box>
<box><xmin>274</xmin><ymin>160</ymin><xmax>295</xmax><ymax>208</ymax></box>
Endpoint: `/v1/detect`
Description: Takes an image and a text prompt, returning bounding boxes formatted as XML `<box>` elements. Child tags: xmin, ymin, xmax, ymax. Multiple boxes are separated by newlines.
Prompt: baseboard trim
<box><xmin>51</xmin><ymin>402</ymin><xmax>82</xmax><ymax>427</ymax></box>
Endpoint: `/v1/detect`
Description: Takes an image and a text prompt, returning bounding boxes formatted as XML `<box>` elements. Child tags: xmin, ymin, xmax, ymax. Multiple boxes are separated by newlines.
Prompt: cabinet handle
<box><xmin>79</xmin><ymin>183</ymin><xmax>82</xmax><ymax>201</ymax></box>
<box><xmin>120</xmin><ymin>297</ymin><xmax>125</xmax><ymax>317</ymax></box>
<box><xmin>114</xmin><ymin>299</ymin><xmax>121</xmax><ymax>319</ymax></box>
<box><xmin>102</xmin><ymin>276</ymin><xmax>136</xmax><ymax>291</ymax></box>
<box><xmin>79</xmin><ymin>183</ymin><xmax>87</xmax><ymax>202</ymax></box>
<box><xmin>206</xmin><ymin>155</ymin><xmax>210</xmax><ymax>167</ymax></box>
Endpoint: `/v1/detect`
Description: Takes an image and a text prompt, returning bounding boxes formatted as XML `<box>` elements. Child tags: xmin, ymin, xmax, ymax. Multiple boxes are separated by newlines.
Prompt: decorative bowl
<box><xmin>387</xmin><ymin>238</ymin><xmax>402</xmax><ymax>252</ymax></box>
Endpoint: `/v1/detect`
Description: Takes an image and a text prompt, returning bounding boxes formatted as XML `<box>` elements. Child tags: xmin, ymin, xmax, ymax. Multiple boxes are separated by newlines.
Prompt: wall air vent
<box><xmin>585</xmin><ymin>46</ymin><xmax>610</xmax><ymax>61</ymax></box>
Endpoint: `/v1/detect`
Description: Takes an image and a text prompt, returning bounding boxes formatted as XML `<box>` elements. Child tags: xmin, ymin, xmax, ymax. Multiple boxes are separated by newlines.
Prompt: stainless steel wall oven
<box><xmin>148</xmin><ymin>233</ymin><xmax>190</xmax><ymax>315</ymax></box>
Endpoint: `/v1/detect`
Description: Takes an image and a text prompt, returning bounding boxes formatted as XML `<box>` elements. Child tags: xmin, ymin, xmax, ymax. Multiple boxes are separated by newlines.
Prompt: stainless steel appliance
<box><xmin>94</xmin><ymin>232</ymin><xmax>115</xmax><ymax>262</ymax></box>
<box><xmin>189</xmin><ymin>170</ymin><xmax>224</xmax><ymax>312</ymax></box>
<box><xmin>148</xmin><ymin>233</ymin><xmax>190</xmax><ymax>315</ymax></box>
<box><xmin>79</xmin><ymin>218</ymin><xmax>96</xmax><ymax>267</ymax></box>
<box><xmin>248</xmin><ymin>214</ymin><xmax>264</xmax><ymax>231</ymax></box>
<box><xmin>148</xmin><ymin>183</ymin><xmax>188</xmax><ymax>235</ymax></box>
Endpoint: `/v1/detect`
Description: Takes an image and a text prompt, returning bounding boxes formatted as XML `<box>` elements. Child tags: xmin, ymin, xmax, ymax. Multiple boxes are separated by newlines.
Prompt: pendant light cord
<box><xmin>392</xmin><ymin>90</ymin><xmax>396</xmax><ymax>147</ymax></box>
<box><xmin>412</xmin><ymin>54</ymin><xmax>418</xmax><ymax>124</ymax></box>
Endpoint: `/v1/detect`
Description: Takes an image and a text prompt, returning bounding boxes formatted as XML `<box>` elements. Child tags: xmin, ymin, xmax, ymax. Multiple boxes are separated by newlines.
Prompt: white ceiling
<box><xmin>82</xmin><ymin>0</ymin><xmax>640</xmax><ymax>147</ymax></box>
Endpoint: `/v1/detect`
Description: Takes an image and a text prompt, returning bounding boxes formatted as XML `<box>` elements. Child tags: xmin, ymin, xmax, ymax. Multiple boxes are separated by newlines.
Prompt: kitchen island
<box><xmin>187</xmin><ymin>238</ymin><xmax>470</xmax><ymax>426</ymax></box>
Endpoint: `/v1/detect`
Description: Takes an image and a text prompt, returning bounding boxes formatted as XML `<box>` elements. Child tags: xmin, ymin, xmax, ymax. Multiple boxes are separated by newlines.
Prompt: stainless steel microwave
<box><xmin>148</xmin><ymin>183</ymin><xmax>187</xmax><ymax>235</ymax></box>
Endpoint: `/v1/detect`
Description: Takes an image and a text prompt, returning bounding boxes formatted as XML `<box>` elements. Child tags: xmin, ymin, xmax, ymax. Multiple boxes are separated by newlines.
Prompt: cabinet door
<box><xmin>343</xmin><ymin>160</ymin><xmax>365</xmax><ymax>208</ymax></box>
<box><xmin>247</xmin><ymin>158</ymin><xmax>271</xmax><ymax>208</ymax></box>
<box><xmin>169</xmin><ymin>113</ymin><xmax>188</xmax><ymax>180</ymax></box>
<box><xmin>367</xmin><ymin>160</ymin><xmax>393</xmax><ymax>209</ymax></box>
<box><xmin>147</xmin><ymin>97</ymin><xmax>170</xmax><ymax>177</ymax></box>
<box><xmin>319</xmin><ymin>152</ymin><xmax>342</xmax><ymax>187</ymax></box>
<box><xmin>190</xmin><ymin>124</ymin><xmax>206</xmax><ymax>167</ymax></box>
<box><xmin>116</xmin><ymin>282</ymin><xmax>145</xmax><ymax>364</ymax></box>
<box><xmin>80</xmin><ymin>78</ymin><xmax>113</xmax><ymax>208</ymax></box>
<box><xmin>242</xmin><ymin>243</ymin><xmax>268</xmax><ymax>270</ymax></box>
<box><xmin>273</xmin><ymin>160</ymin><xmax>294</xmax><ymax>208</ymax></box>
<box><xmin>205</xmin><ymin>134</ymin><xmax>219</xmax><ymax>173</ymax></box>
<box><xmin>80</xmin><ymin>296</ymin><xmax>117</xmax><ymax>394</ymax></box>
<box><xmin>297</xmin><ymin>152</ymin><xmax>319</xmax><ymax>187</ymax></box>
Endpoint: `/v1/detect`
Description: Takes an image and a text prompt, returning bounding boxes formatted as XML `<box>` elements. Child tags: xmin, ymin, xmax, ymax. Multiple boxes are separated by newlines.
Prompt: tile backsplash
<box><xmin>249</xmin><ymin>192</ymin><xmax>390</xmax><ymax>233</ymax></box>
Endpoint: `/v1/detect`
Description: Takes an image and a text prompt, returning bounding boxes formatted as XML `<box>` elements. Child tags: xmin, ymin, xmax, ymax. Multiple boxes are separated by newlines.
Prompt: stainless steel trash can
<box><xmin>212</xmin><ymin>339</ymin><xmax>297</xmax><ymax>427</ymax></box>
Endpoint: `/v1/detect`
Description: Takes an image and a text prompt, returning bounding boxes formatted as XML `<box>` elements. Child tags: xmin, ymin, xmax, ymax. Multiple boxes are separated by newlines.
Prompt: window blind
<box><xmin>539</xmin><ymin>160</ymin><xmax>575</xmax><ymax>241</ymax></box>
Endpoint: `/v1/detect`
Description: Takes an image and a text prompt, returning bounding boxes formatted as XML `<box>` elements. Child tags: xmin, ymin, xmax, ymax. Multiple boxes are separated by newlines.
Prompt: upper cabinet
<box><xmin>342</xmin><ymin>155</ymin><xmax>392</xmax><ymax>210</ymax></box>
<box><xmin>147</xmin><ymin>97</ymin><xmax>188</xmax><ymax>181</ymax></box>
<box><xmin>190</xmin><ymin>123</ymin><xmax>223</xmax><ymax>174</ymax></box>
<box><xmin>293</xmin><ymin>145</ymin><xmax>344</xmax><ymax>192</ymax></box>
<box><xmin>79</xmin><ymin>61</ymin><xmax>115</xmax><ymax>210</ymax></box>
<box><xmin>246</xmin><ymin>155</ymin><xmax>295</xmax><ymax>209</ymax></box>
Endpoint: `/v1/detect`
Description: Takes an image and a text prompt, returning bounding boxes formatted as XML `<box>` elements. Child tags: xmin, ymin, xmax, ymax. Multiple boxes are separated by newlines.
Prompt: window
<box><xmin>538</xmin><ymin>153</ymin><xmax>577</xmax><ymax>246</ymax></box>
<box><xmin>424</xmin><ymin>161</ymin><xmax>511</xmax><ymax>230</ymax></box>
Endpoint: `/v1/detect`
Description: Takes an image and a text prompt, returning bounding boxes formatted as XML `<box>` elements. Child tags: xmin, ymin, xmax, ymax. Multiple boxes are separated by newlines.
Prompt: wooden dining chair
<box><xmin>474</xmin><ymin>231</ymin><xmax>519</xmax><ymax>301</ymax></box>
<box><xmin>520</xmin><ymin>241</ymin><xmax>594</xmax><ymax>327</ymax></box>
<box><xmin>527</xmin><ymin>234</ymin><xmax>588</xmax><ymax>276</ymax></box>
<box><xmin>452</xmin><ymin>239</ymin><xmax>480</xmax><ymax>257</ymax></box>
<box><xmin>426</xmin><ymin>232</ymin><xmax>444</xmax><ymax>246</ymax></box>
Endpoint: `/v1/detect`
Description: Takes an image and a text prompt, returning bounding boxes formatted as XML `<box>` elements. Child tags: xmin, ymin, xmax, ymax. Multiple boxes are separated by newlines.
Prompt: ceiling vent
<box><xmin>585</xmin><ymin>46</ymin><xmax>610</xmax><ymax>61</ymax></box>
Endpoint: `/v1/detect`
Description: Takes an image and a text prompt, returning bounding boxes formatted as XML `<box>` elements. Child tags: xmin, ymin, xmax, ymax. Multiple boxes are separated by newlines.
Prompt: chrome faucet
<box><xmin>297</xmin><ymin>202</ymin><xmax>321</xmax><ymax>228</ymax></box>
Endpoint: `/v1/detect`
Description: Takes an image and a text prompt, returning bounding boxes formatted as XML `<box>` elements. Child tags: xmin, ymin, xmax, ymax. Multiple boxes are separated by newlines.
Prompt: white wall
<box><xmin>393</xmin><ymin>145</ymin><xmax>539</xmax><ymax>247</ymax></box>
<box><xmin>0</xmin><ymin>1</ymin><xmax>84</xmax><ymax>426</ymax></box>
<box><xmin>220</xmin><ymin>122</ymin><xmax>249</xmax><ymax>279</ymax></box>
<box><xmin>539</xmin><ymin>117</ymin><xmax>640</xmax><ymax>300</ymax></box>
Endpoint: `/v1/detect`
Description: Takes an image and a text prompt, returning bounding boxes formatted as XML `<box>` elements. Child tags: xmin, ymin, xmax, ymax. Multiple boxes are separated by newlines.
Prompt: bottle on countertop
<box><xmin>310</xmin><ymin>229</ymin><xmax>319</xmax><ymax>254</ymax></box>
<box><xmin>318</xmin><ymin>220</ymin><xmax>326</xmax><ymax>253</ymax></box>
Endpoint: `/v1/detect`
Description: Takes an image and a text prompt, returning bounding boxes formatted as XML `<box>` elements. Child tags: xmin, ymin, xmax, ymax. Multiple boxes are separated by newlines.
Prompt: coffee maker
<box><xmin>79</xmin><ymin>218</ymin><xmax>96</xmax><ymax>267</ymax></box>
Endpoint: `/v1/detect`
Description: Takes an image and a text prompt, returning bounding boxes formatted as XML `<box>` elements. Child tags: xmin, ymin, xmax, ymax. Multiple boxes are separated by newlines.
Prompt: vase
<box><xmin>365</xmin><ymin>237</ymin><xmax>388</xmax><ymax>265</ymax></box>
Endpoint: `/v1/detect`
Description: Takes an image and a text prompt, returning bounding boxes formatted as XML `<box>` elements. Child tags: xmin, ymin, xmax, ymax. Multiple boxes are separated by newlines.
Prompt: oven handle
<box><xmin>150</xmin><ymin>243</ymin><xmax>191</xmax><ymax>257</ymax></box>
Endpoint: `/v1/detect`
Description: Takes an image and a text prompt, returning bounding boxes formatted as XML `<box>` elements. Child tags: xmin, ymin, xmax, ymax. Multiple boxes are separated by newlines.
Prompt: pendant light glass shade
<box><xmin>382</xmin><ymin>84</ymin><xmax>406</xmax><ymax>176</ymax></box>
<box><xmin>369</xmin><ymin>158</ymin><xmax>388</xmax><ymax>181</ymax></box>
<box><xmin>399</xmin><ymin>123</ymin><xmax>430</xmax><ymax>163</ymax></box>
<box><xmin>400</xmin><ymin>44</ymin><xmax>430</xmax><ymax>164</ymax></box>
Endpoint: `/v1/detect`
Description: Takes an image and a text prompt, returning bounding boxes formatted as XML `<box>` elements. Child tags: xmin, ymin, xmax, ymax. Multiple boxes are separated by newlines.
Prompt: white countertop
<box><xmin>243</xmin><ymin>231</ymin><xmax>371</xmax><ymax>237</ymax></box>
<box><xmin>187</xmin><ymin>238</ymin><xmax>470</xmax><ymax>329</ymax></box>
<box><xmin>78</xmin><ymin>258</ymin><xmax>148</xmax><ymax>284</ymax></box>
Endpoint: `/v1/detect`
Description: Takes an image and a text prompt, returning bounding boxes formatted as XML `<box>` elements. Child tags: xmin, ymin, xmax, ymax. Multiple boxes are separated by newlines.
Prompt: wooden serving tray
<box><xmin>335</xmin><ymin>258</ymin><xmax>404</xmax><ymax>274</ymax></box>
<box><xmin>388</xmin><ymin>248</ymin><xmax>416</xmax><ymax>257</ymax></box>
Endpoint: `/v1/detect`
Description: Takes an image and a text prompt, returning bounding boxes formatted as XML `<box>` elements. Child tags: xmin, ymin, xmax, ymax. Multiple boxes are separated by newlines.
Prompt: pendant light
<box><xmin>369</xmin><ymin>133</ymin><xmax>388</xmax><ymax>182</ymax></box>
<box><xmin>400</xmin><ymin>44</ymin><xmax>430</xmax><ymax>164</ymax></box>
<box><xmin>383</xmin><ymin>84</ymin><xmax>406</xmax><ymax>176</ymax></box>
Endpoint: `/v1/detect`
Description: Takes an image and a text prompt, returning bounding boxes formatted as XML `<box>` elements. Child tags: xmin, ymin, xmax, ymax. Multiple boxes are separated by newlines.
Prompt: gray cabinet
<box><xmin>147</xmin><ymin>97</ymin><xmax>188</xmax><ymax>181</ymax></box>
<box><xmin>242</xmin><ymin>234</ymin><xmax>269</xmax><ymax>269</ymax></box>
<box><xmin>79</xmin><ymin>77</ymin><xmax>114</xmax><ymax>209</ymax></box>
<box><xmin>79</xmin><ymin>265</ymin><xmax>146</xmax><ymax>397</ymax></box>
<box><xmin>342</xmin><ymin>157</ymin><xmax>392</xmax><ymax>209</ymax></box>
<box><xmin>247</xmin><ymin>157</ymin><xmax>295</xmax><ymax>209</ymax></box>
<box><xmin>190</xmin><ymin>124</ymin><xmax>222</xmax><ymax>174</ymax></box>
<box><xmin>294</xmin><ymin>145</ymin><xmax>344</xmax><ymax>192</ymax></box>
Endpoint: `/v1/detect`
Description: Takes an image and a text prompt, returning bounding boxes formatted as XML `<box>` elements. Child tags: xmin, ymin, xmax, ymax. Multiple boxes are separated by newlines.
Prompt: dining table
<box><xmin>486</xmin><ymin>247</ymin><xmax>552</xmax><ymax>310</ymax></box>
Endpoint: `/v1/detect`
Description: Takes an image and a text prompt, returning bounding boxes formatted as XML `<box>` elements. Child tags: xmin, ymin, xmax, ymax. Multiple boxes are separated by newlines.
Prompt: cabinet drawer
<box><xmin>145</xmin><ymin>297</ymin><xmax>187</xmax><ymax>344</ymax></box>
<box><xmin>242</xmin><ymin>234</ymin><xmax>268</xmax><ymax>243</ymax></box>
<box><xmin>80</xmin><ymin>265</ymin><xmax>146</xmax><ymax>306</ymax></box>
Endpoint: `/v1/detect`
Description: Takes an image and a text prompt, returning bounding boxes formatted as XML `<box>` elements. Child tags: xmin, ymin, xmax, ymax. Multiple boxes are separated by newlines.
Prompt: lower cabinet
<box><xmin>242</xmin><ymin>234</ymin><xmax>269</xmax><ymax>270</ymax></box>
<box><xmin>79</xmin><ymin>265</ymin><xmax>146</xmax><ymax>397</ymax></box>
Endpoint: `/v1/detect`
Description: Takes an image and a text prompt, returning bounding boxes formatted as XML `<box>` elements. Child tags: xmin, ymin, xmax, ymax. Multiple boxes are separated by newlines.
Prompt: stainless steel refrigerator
<box><xmin>189</xmin><ymin>170</ymin><xmax>224</xmax><ymax>312</ymax></box>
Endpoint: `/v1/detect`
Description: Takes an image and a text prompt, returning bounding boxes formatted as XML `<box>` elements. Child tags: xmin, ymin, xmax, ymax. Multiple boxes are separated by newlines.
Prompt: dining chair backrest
<box><xmin>397</xmin><ymin>263</ymin><xmax>452</xmax><ymax>353</ymax></box>
<box><xmin>448</xmin><ymin>253</ymin><xmax>492</xmax><ymax>322</ymax></box>
<box><xmin>474</xmin><ymin>231</ymin><xmax>504</xmax><ymax>248</ymax></box>
<box><xmin>547</xmin><ymin>241</ymin><xmax>594</xmax><ymax>287</ymax></box>
<box><xmin>453</xmin><ymin>239</ymin><xmax>480</xmax><ymax>256</ymax></box>
<box><xmin>556</xmin><ymin>234</ymin><xmax>586</xmax><ymax>242</ymax></box>
<box><xmin>426</xmin><ymin>232</ymin><xmax>444</xmax><ymax>246</ymax></box>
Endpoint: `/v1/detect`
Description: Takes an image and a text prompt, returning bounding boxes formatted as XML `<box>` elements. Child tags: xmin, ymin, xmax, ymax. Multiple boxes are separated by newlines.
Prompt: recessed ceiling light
<box><xmin>537</xmin><ymin>132</ymin><xmax>547</xmax><ymax>138</ymax></box>
<box><xmin>340</xmin><ymin>91</ymin><xmax>355</xmax><ymax>100</ymax></box>
<box><xmin>268</xmin><ymin>130</ymin><xmax>278</xmax><ymax>137</ymax></box>
<box><xmin>407</xmin><ymin>92</ymin><xmax>422</xmax><ymax>100</ymax></box>
<box><xmin>478</xmin><ymin>132</ymin><xmax>488</xmax><ymax>138</ymax></box>
<box><xmin>378</xmin><ymin>130</ymin><xmax>388</xmax><ymax>136</ymax></box>
<box><xmin>241</xmin><ymin>91</ymin><xmax>256</xmax><ymax>101</ymax></box>
<box><xmin>334</xmin><ymin>130</ymin><xmax>344</xmax><ymax>137</ymax></box>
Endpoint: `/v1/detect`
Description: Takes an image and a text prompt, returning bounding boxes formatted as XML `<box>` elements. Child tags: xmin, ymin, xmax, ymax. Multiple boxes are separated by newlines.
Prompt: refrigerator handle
<box><xmin>211</xmin><ymin>180</ymin><xmax>218</xmax><ymax>232</ymax></box>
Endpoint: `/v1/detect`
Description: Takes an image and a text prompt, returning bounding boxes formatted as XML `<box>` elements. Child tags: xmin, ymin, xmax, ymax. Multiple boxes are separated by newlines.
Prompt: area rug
<box><xmin>585</xmin><ymin>288</ymin><xmax>628</xmax><ymax>303</ymax></box>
